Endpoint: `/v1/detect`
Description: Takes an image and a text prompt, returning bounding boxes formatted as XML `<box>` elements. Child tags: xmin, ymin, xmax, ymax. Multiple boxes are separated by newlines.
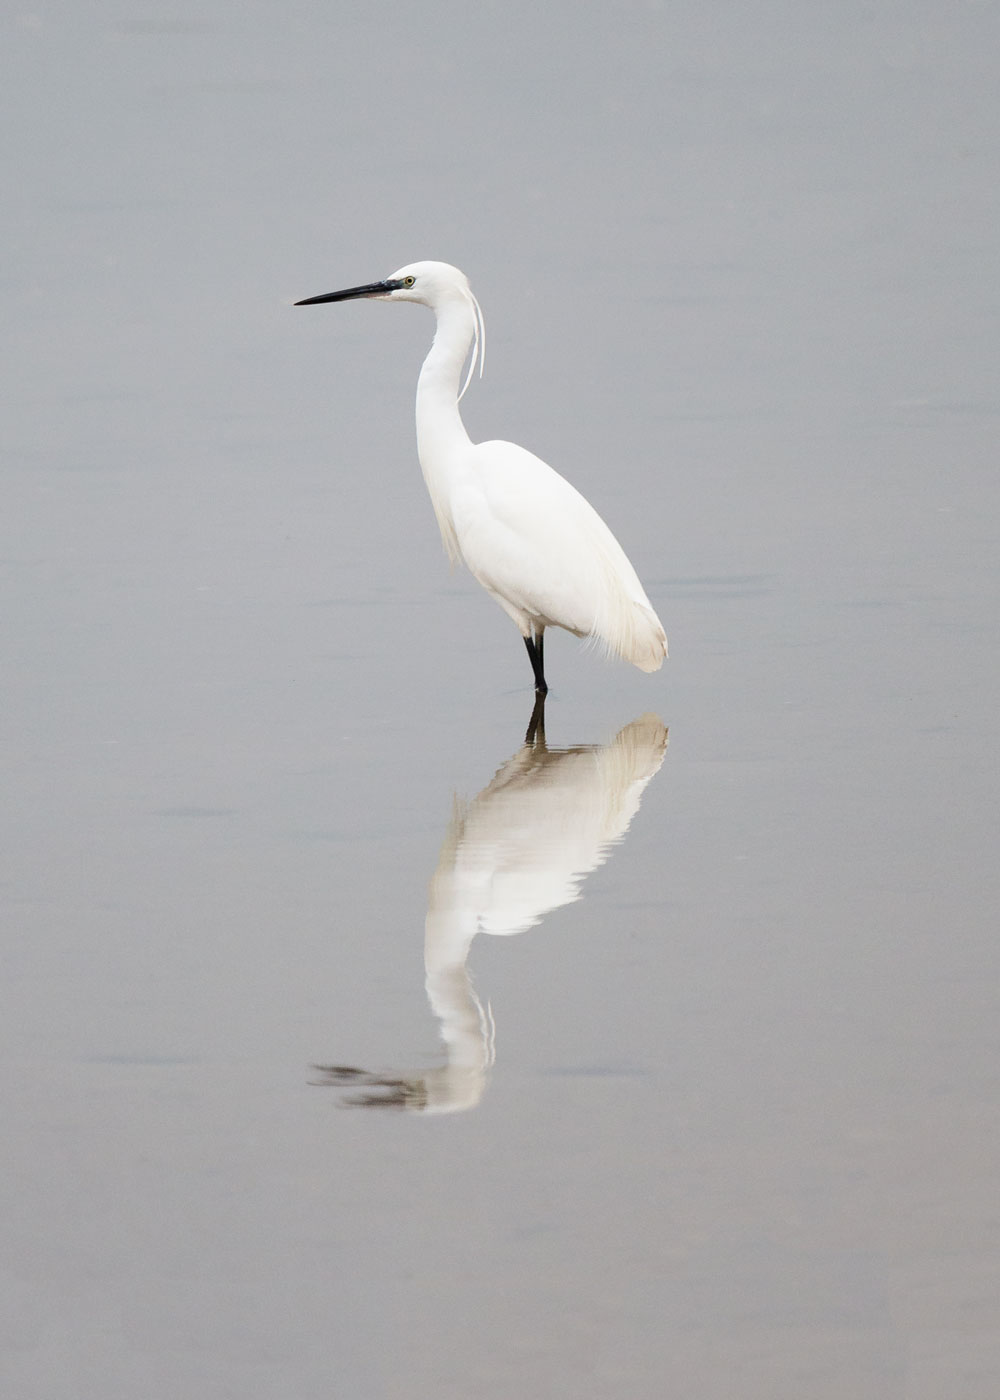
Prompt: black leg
<box><xmin>524</xmin><ymin>691</ymin><xmax>547</xmax><ymax>746</ymax></box>
<box><xmin>523</xmin><ymin>631</ymin><xmax>548</xmax><ymax>695</ymax></box>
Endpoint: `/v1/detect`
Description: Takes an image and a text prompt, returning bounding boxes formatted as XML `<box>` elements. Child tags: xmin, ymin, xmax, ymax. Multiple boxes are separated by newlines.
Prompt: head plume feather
<box><xmin>458</xmin><ymin>287</ymin><xmax>486</xmax><ymax>401</ymax></box>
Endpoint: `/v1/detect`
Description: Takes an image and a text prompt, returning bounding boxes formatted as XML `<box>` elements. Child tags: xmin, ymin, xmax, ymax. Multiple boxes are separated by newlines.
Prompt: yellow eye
<box><xmin>403</xmin><ymin>276</ymin><xmax>415</xmax><ymax>287</ymax></box>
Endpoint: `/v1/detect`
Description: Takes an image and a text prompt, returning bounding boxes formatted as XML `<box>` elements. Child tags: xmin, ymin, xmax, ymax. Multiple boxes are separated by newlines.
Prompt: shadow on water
<box><xmin>313</xmin><ymin>697</ymin><xmax>668</xmax><ymax>1114</ymax></box>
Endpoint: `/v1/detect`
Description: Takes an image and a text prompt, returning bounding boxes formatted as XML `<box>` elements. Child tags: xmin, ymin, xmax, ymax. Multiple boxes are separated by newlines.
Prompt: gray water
<box><xmin>3</xmin><ymin>4</ymin><xmax>998</xmax><ymax>1397</ymax></box>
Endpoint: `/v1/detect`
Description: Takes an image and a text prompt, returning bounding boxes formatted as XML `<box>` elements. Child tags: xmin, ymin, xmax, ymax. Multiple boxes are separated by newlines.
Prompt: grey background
<box><xmin>2</xmin><ymin>3</ymin><xmax>998</xmax><ymax>1397</ymax></box>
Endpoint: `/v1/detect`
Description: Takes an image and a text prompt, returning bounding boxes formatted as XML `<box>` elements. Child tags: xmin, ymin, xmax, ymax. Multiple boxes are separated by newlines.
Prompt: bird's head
<box><xmin>295</xmin><ymin>260</ymin><xmax>485</xmax><ymax>395</ymax></box>
<box><xmin>295</xmin><ymin>260</ymin><xmax>471</xmax><ymax>309</ymax></box>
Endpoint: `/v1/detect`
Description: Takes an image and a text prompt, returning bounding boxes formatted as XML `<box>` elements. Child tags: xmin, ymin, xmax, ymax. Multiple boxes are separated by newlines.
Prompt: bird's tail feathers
<box><xmin>629</xmin><ymin>604</ymin><xmax>668</xmax><ymax>672</ymax></box>
<box><xmin>588</xmin><ymin>557</ymin><xmax>667</xmax><ymax>673</ymax></box>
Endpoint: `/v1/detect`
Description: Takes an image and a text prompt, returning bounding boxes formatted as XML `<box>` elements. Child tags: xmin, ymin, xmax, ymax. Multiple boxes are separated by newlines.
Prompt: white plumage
<box><xmin>296</xmin><ymin>260</ymin><xmax>667</xmax><ymax>692</ymax></box>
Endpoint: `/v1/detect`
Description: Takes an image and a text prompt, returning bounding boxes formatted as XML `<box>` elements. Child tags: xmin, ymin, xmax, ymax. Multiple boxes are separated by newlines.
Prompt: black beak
<box><xmin>294</xmin><ymin>279</ymin><xmax>403</xmax><ymax>306</ymax></box>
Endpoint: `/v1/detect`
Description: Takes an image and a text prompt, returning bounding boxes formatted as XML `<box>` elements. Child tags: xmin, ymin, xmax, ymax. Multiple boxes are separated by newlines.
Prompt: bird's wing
<box><xmin>454</xmin><ymin>441</ymin><xmax>661</xmax><ymax>655</ymax></box>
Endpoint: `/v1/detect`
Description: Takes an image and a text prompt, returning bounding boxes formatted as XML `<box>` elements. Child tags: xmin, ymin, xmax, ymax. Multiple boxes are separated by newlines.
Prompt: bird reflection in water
<box><xmin>314</xmin><ymin>698</ymin><xmax>667</xmax><ymax>1113</ymax></box>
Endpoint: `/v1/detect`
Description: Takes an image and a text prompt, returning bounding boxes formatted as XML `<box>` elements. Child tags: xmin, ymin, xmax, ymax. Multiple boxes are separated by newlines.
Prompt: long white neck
<box><xmin>415</xmin><ymin>296</ymin><xmax>476</xmax><ymax>561</ymax></box>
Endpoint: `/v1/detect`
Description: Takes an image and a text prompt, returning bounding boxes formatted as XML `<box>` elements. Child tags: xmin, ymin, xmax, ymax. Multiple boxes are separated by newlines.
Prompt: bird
<box><xmin>295</xmin><ymin>261</ymin><xmax>666</xmax><ymax>694</ymax></box>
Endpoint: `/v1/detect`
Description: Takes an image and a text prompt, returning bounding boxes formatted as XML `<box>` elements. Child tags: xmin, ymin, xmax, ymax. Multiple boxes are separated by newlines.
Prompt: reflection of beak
<box><xmin>294</xmin><ymin>279</ymin><xmax>402</xmax><ymax>306</ymax></box>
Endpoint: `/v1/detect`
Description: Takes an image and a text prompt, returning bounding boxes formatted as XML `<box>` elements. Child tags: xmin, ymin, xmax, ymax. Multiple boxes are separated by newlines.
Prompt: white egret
<box><xmin>295</xmin><ymin>261</ymin><xmax>667</xmax><ymax>693</ymax></box>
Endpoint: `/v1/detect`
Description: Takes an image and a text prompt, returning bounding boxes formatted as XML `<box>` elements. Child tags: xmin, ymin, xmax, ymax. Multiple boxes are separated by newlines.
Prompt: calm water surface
<box><xmin>3</xmin><ymin>4</ymin><xmax>998</xmax><ymax>1397</ymax></box>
